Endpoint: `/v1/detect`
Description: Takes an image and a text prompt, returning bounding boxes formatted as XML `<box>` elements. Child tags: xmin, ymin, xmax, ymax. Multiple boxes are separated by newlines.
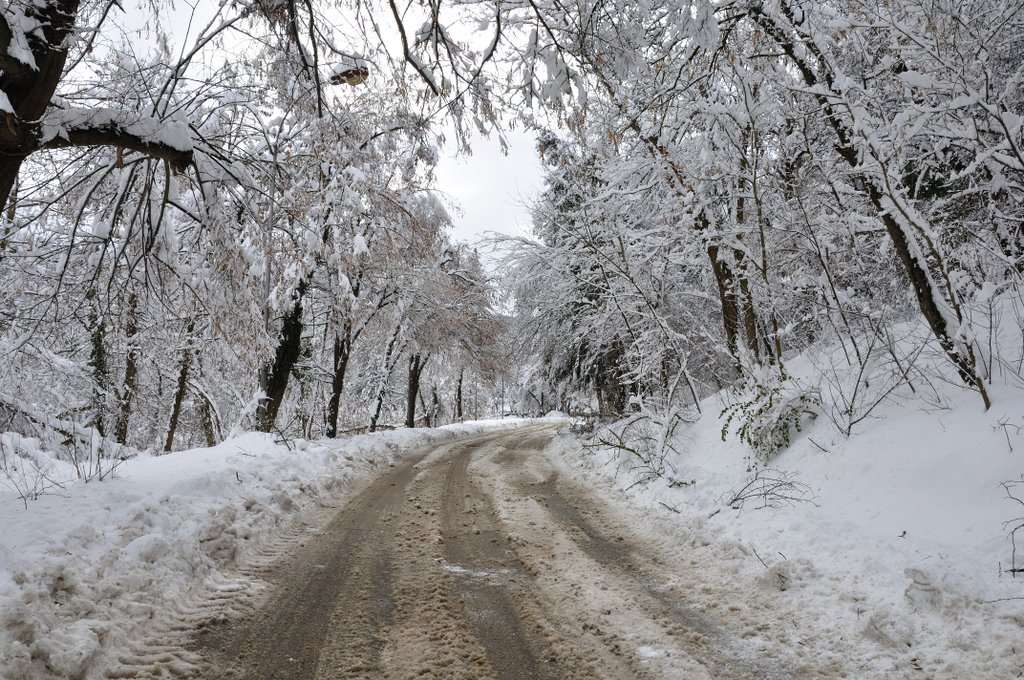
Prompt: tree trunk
<box><xmin>734</xmin><ymin>170</ymin><xmax>761</xmax><ymax>362</ymax></box>
<box><xmin>707</xmin><ymin>244</ymin><xmax>742</xmax><ymax>373</ymax></box>
<box><xmin>1</xmin><ymin>0</ymin><xmax>188</xmax><ymax>210</ymax></box>
<box><xmin>256</xmin><ymin>280</ymin><xmax>307</xmax><ymax>432</ymax></box>
<box><xmin>201</xmin><ymin>398</ymin><xmax>217</xmax><ymax>447</ymax></box>
<box><xmin>113</xmin><ymin>290</ymin><xmax>140</xmax><ymax>445</ymax></box>
<box><xmin>737</xmin><ymin>271</ymin><xmax>760</xmax><ymax>360</ymax></box>
<box><xmin>86</xmin><ymin>287</ymin><xmax>109</xmax><ymax>437</ymax></box>
<box><xmin>3</xmin><ymin>176</ymin><xmax>17</xmax><ymax>226</ymax></box>
<box><xmin>164</xmin><ymin>342</ymin><xmax>192</xmax><ymax>452</ymax></box>
<box><xmin>594</xmin><ymin>346</ymin><xmax>627</xmax><ymax>415</ymax></box>
<box><xmin>369</xmin><ymin>324</ymin><xmax>402</xmax><ymax>433</ymax></box>
<box><xmin>0</xmin><ymin>0</ymin><xmax>81</xmax><ymax>211</ymax></box>
<box><xmin>0</xmin><ymin>161</ymin><xmax>23</xmax><ymax>217</ymax></box>
<box><xmin>405</xmin><ymin>353</ymin><xmax>427</xmax><ymax>429</ymax></box>
<box><xmin>325</xmin><ymin>323</ymin><xmax>351</xmax><ymax>438</ymax></box>
<box><xmin>455</xmin><ymin>369</ymin><xmax>464</xmax><ymax>421</ymax></box>
<box><xmin>431</xmin><ymin>386</ymin><xmax>440</xmax><ymax>426</ymax></box>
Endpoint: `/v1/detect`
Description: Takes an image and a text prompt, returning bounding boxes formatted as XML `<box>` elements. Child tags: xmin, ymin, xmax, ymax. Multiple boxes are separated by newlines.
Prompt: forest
<box><xmin>1</xmin><ymin>0</ymin><xmax>1022</xmax><ymax>485</ymax></box>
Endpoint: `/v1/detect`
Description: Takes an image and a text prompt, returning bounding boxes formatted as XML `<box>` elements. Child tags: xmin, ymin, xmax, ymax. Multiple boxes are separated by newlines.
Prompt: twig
<box><xmin>751</xmin><ymin>546</ymin><xmax>769</xmax><ymax>569</ymax></box>
<box><xmin>725</xmin><ymin>468</ymin><xmax>816</xmax><ymax>510</ymax></box>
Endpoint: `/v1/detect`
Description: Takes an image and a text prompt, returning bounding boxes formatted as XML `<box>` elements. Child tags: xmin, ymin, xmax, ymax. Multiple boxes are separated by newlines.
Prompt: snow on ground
<box><xmin>0</xmin><ymin>420</ymin><xmax>522</xmax><ymax>680</ymax></box>
<box><xmin>550</xmin><ymin>364</ymin><xmax>1024</xmax><ymax>676</ymax></box>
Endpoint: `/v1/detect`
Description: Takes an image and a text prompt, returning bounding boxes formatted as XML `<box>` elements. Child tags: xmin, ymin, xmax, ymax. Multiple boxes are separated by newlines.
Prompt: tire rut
<box><xmin>475</xmin><ymin>433</ymin><xmax>837</xmax><ymax>679</ymax></box>
<box><xmin>516</xmin><ymin>470</ymin><xmax>788</xmax><ymax>679</ymax></box>
<box><xmin>196</xmin><ymin>453</ymin><xmax>425</xmax><ymax>679</ymax></box>
<box><xmin>440</xmin><ymin>442</ymin><xmax>561</xmax><ymax>680</ymax></box>
<box><xmin>184</xmin><ymin>424</ymin><xmax>836</xmax><ymax>679</ymax></box>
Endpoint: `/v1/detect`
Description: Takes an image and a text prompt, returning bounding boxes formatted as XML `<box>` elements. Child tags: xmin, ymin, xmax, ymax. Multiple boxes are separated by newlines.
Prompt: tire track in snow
<box><xmin>196</xmin><ymin>450</ymin><xmax>430</xmax><ymax>679</ymax></box>
<box><xmin>439</xmin><ymin>438</ymin><xmax>603</xmax><ymax>680</ymax></box>
<box><xmin>171</xmin><ymin>424</ymin><xmax>843</xmax><ymax>679</ymax></box>
<box><xmin>472</xmin><ymin>433</ymin><xmax>842</xmax><ymax>679</ymax></box>
<box><xmin>516</xmin><ymin>470</ymin><xmax>787</xmax><ymax>678</ymax></box>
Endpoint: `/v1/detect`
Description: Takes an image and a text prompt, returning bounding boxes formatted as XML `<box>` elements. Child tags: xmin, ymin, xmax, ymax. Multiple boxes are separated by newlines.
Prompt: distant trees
<box><xmin>504</xmin><ymin>0</ymin><xmax>1022</xmax><ymax>417</ymax></box>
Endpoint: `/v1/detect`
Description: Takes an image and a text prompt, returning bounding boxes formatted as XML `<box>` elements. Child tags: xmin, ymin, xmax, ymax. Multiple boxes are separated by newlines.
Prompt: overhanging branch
<box><xmin>39</xmin><ymin>124</ymin><xmax>194</xmax><ymax>171</ymax></box>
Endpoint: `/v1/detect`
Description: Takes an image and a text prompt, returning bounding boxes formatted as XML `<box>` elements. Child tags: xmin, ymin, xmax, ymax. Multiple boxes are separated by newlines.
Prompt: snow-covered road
<box><xmin>191</xmin><ymin>424</ymin><xmax>842</xmax><ymax>679</ymax></box>
<box><xmin>6</xmin><ymin>419</ymin><xmax>1019</xmax><ymax>679</ymax></box>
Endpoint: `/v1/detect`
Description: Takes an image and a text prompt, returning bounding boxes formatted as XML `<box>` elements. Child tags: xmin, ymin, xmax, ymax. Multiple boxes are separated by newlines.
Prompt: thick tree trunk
<box><xmin>455</xmin><ymin>369</ymin><xmax>464</xmax><ymax>421</ymax></box>
<box><xmin>113</xmin><ymin>291</ymin><xmax>140</xmax><ymax>445</ymax></box>
<box><xmin>256</xmin><ymin>280</ymin><xmax>307</xmax><ymax>432</ymax></box>
<box><xmin>1</xmin><ymin>0</ymin><xmax>189</xmax><ymax>211</ymax></box>
<box><xmin>0</xmin><ymin>0</ymin><xmax>79</xmax><ymax>211</ymax></box>
<box><xmin>164</xmin><ymin>343</ymin><xmax>192</xmax><ymax>452</ymax></box>
<box><xmin>405</xmin><ymin>354</ymin><xmax>426</xmax><ymax>429</ymax></box>
<box><xmin>325</xmin><ymin>325</ymin><xmax>351</xmax><ymax>438</ymax></box>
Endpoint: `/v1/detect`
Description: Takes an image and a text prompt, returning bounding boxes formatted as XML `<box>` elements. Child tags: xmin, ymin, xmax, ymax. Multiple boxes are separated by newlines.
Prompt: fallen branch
<box><xmin>724</xmin><ymin>468</ymin><xmax>816</xmax><ymax>510</ymax></box>
<box><xmin>1002</xmin><ymin>476</ymin><xmax>1024</xmax><ymax>577</ymax></box>
<box><xmin>751</xmin><ymin>546</ymin><xmax>769</xmax><ymax>569</ymax></box>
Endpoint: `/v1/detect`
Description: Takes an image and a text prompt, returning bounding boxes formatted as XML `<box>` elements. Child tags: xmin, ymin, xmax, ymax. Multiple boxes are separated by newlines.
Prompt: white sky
<box><xmin>435</xmin><ymin>128</ymin><xmax>542</xmax><ymax>246</ymax></box>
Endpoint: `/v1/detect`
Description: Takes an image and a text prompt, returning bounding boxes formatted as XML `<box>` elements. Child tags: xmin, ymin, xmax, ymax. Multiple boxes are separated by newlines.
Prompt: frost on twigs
<box><xmin>0</xmin><ymin>432</ymin><xmax>64</xmax><ymax>509</ymax></box>
<box><xmin>587</xmin><ymin>405</ymin><xmax>695</xmax><ymax>487</ymax></box>
<box><xmin>1002</xmin><ymin>475</ymin><xmax>1024</xmax><ymax>576</ymax></box>
<box><xmin>0</xmin><ymin>395</ymin><xmax>135</xmax><ymax>493</ymax></box>
<box><xmin>816</xmin><ymin>326</ymin><xmax>948</xmax><ymax>438</ymax></box>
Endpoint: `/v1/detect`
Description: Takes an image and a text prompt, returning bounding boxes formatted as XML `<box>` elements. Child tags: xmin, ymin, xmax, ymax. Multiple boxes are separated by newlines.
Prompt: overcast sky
<box><xmin>435</xmin><ymin>127</ymin><xmax>543</xmax><ymax>247</ymax></box>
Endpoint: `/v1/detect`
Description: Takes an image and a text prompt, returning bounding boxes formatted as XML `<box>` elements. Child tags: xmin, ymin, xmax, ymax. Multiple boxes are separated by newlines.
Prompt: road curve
<box><xmin>192</xmin><ymin>424</ymin><xmax>837</xmax><ymax>679</ymax></box>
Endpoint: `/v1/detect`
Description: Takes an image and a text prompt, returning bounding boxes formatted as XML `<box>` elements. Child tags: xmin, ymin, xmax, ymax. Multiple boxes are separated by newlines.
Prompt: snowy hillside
<box><xmin>554</xmin><ymin>345</ymin><xmax>1024</xmax><ymax>677</ymax></box>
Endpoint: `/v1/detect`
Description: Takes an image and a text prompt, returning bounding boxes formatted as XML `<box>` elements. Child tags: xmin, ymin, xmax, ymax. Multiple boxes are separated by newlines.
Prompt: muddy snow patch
<box><xmin>636</xmin><ymin>645</ymin><xmax>669</xmax><ymax>659</ymax></box>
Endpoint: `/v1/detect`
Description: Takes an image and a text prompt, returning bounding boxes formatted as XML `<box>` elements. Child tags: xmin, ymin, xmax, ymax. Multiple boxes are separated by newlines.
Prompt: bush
<box><xmin>590</xmin><ymin>404</ymin><xmax>695</xmax><ymax>485</ymax></box>
<box><xmin>720</xmin><ymin>374</ymin><xmax>820</xmax><ymax>463</ymax></box>
<box><xmin>0</xmin><ymin>433</ymin><xmax>65</xmax><ymax>508</ymax></box>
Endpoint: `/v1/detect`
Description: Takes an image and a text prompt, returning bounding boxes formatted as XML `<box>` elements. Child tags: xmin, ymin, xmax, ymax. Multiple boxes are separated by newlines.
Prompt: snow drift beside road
<box><xmin>0</xmin><ymin>420</ymin><xmax>523</xmax><ymax>680</ymax></box>
<box><xmin>552</xmin><ymin>378</ymin><xmax>1024</xmax><ymax>677</ymax></box>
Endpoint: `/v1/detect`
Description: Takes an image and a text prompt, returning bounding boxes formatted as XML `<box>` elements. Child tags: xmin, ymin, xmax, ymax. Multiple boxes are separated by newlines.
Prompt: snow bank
<box><xmin>553</xmin><ymin>370</ymin><xmax>1024</xmax><ymax>676</ymax></box>
<box><xmin>0</xmin><ymin>420</ymin><xmax>520</xmax><ymax>680</ymax></box>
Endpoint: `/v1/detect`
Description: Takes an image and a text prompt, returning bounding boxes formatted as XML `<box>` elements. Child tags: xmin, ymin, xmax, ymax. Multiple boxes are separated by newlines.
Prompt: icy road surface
<box><xmin>193</xmin><ymin>425</ymin><xmax>839</xmax><ymax>679</ymax></box>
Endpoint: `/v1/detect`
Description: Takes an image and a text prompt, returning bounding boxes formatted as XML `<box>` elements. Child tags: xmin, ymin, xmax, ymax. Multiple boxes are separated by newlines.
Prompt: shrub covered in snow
<box><xmin>719</xmin><ymin>373</ymin><xmax>820</xmax><ymax>463</ymax></box>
